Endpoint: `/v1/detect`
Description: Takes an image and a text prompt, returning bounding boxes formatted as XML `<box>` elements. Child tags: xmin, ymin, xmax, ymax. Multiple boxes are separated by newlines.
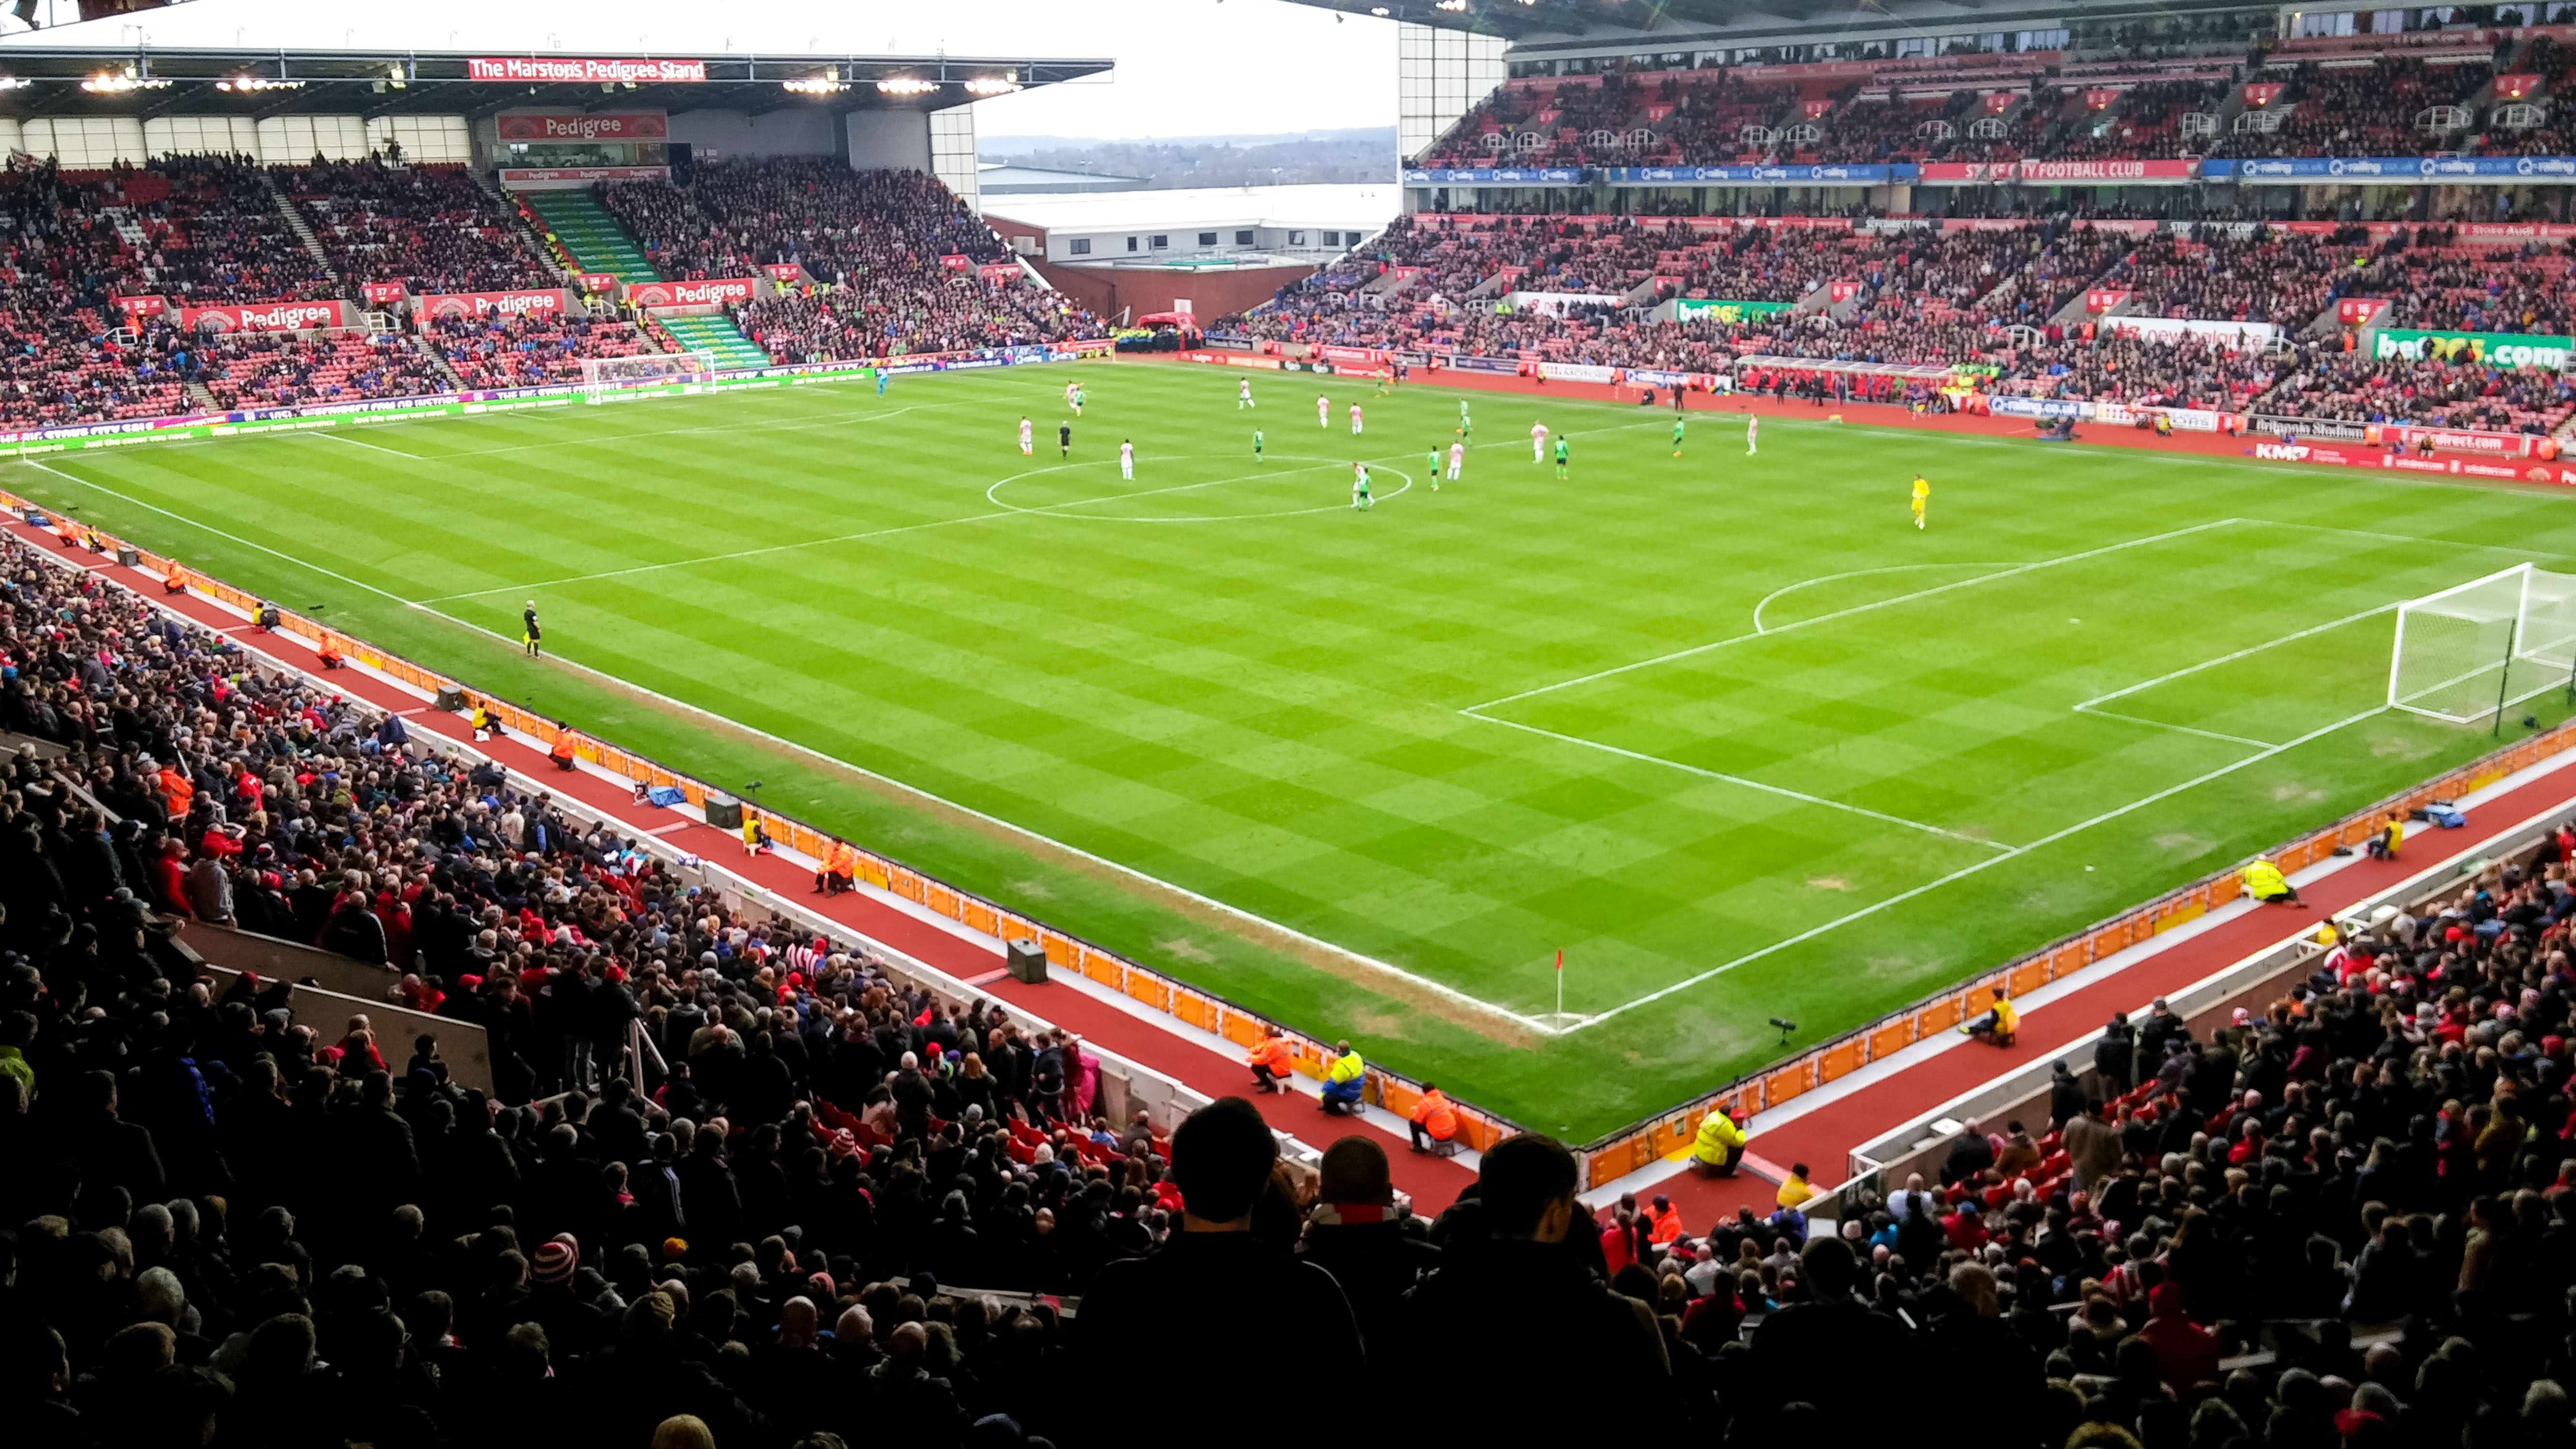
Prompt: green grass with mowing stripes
<box><xmin>19</xmin><ymin>363</ymin><xmax>2576</xmax><ymax>1140</ymax></box>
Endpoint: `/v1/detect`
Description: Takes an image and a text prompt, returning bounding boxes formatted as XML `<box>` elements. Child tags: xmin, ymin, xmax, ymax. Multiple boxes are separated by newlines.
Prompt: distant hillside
<box><xmin>979</xmin><ymin>128</ymin><xmax>1396</xmax><ymax>188</ymax></box>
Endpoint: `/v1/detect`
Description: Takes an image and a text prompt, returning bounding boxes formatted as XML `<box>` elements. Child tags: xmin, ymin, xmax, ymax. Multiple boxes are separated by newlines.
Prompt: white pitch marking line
<box><xmin>17</xmin><ymin>459</ymin><xmax>423</xmax><ymax>611</ymax></box>
<box><xmin>1567</xmin><ymin>703</ymin><xmax>2391</xmax><ymax>1030</ymax></box>
<box><xmin>2076</xmin><ymin>601</ymin><xmax>2400</xmax><ymax>711</ymax></box>
<box><xmin>1460</xmin><ymin>517</ymin><xmax>2249</xmax><ymax>715</ymax></box>
<box><xmin>2267</xmin><ymin>520</ymin><xmax>2576</xmax><ymax>559</ymax></box>
<box><xmin>1751</xmin><ymin>561</ymin><xmax>2020</xmax><ymax>634</ymax></box>
<box><xmin>1474</xmin><ymin>713</ymin><xmax>2016</xmax><ymax>851</ymax></box>
<box><xmin>16</xmin><ymin>454</ymin><xmax>1561</xmax><ymax>1038</ymax></box>
<box><xmin>434</xmin><ymin>450</ymin><xmax>1434</xmax><ymax>601</ymax></box>
<box><xmin>2072</xmin><ymin>706</ymin><xmax>2279</xmax><ymax>750</ymax></box>
<box><xmin>308</xmin><ymin>429</ymin><xmax>419</xmax><ymax>459</ymax></box>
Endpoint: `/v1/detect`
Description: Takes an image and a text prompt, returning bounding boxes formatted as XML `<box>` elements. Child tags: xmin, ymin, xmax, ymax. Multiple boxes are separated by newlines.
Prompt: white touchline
<box><xmin>1459</xmin><ymin>517</ymin><xmax>2249</xmax><ymax>715</ymax></box>
<box><xmin>1473</xmin><ymin>713</ymin><xmax>2016</xmax><ymax>851</ymax></box>
<box><xmin>1568</xmin><ymin>703</ymin><xmax>2392</xmax><ymax>1029</ymax></box>
<box><xmin>20</xmin><ymin>459</ymin><xmax>423</xmax><ymax>611</ymax></box>
<box><xmin>14</xmin><ymin>455</ymin><xmax>1563</xmax><ymax>1039</ymax></box>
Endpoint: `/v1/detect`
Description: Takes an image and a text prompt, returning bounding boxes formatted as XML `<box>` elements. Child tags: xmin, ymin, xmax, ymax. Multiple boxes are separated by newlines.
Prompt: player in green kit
<box><xmin>1554</xmin><ymin>434</ymin><xmax>1570</xmax><ymax>480</ymax></box>
<box><xmin>1427</xmin><ymin>447</ymin><xmax>1442</xmax><ymax>492</ymax></box>
<box><xmin>1253</xmin><ymin>427</ymin><xmax>1265</xmax><ymax>462</ymax></box>
<box><xmin>1672</xmin><ymin>416</ymin><xmax>1685</xmax><ymax>458</ymax></box>
<box><xmin>1352</xmin><ymin>462</ymin><xmax>1373</xmax><ymax>510</ymax></box>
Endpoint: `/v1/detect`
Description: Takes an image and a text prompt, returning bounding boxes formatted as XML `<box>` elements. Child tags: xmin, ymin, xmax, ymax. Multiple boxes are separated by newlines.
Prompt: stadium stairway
<box><xmin>0</xmin><ymin>505</ymin><xmax>1479</xmax><ymax>1210</ymax></box>
<box><xmin>521</xmin><ymin>189</ymin><xmax>659</xmax><ymax>283</ymax></box>
<box><xmin>658</xmin><ymin>313</ymin><xmax>772</xmax><ymax>369</ymax></box>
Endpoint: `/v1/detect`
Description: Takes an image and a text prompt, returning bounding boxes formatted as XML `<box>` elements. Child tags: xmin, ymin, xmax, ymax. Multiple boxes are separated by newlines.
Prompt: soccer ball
<box><xmin>1828</xmin><ymin>413</ymin><xmax>1843</xmax><ymax>424</ymax></box>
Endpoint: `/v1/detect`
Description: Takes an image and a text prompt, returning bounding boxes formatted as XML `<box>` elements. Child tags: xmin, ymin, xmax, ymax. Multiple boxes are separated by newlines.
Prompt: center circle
<box><xmin>984</xmin><ymin>453</ymin><xmax>1415</xmax><ymax>523</ymax></box>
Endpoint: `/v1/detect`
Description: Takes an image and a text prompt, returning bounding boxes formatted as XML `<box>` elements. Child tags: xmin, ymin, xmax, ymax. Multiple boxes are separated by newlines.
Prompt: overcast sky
<box><xmin>963</xmin><ymin>1</ymin><xmax>1400</xmax><ymax>140</ymax></box>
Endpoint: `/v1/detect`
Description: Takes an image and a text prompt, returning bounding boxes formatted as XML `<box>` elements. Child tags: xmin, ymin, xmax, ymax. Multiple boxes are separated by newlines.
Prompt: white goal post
<box><xmin>580</xmin><ymin>348</ymin><xmax>719</xmax><ymax>403</ymax></box>
<box><xmin>2388</xmin><ymin>562</ymin><xmax>2576</xmax><ymax>725</ymax></box>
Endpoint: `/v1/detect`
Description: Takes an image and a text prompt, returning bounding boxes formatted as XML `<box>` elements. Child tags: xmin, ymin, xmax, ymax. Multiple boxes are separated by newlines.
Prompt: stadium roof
<box><xmin>977</xmin><ymin>164</ymin><xmax>1150</xmax><ymax>195</ymax></box>
<box><xmin>1270</xmin><ymin>0</ymin><xmax>2277</xmax><ymax>47</ymax></box>
<box><xmin>0</xmin><ymin>0</ymin><xmax>1113</xmax><ymax>119</ymax></box>
<box><xmin>983</xmin><ymin>182</ymin><xmax>1400</xmax><ymax>236</ymax></box>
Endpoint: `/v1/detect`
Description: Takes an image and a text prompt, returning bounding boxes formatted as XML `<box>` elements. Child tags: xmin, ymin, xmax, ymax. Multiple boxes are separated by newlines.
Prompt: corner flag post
<box><xmin>1555</xmin><ymin>947</ymin><xmax>1563</xmax><ymax>1018</ymax></box>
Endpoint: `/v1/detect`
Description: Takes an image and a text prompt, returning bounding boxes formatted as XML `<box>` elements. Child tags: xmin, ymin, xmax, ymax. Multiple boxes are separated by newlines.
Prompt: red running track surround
<box><xmin>1631</xmin><ymin>760</ymin><xmax>2576</xmax><ymax>1228</ymax></box>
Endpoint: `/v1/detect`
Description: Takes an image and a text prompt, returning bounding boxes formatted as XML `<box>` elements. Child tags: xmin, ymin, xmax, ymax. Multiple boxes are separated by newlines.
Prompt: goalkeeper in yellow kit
<box><xmin>1911</xmin><ymin>474</ymin><xmax>1930</xmax><ymax>530</ymax></box>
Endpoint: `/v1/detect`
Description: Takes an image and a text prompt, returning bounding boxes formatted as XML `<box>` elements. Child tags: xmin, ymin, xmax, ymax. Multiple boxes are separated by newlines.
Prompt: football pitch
<box><xmin>20</xmin><ymin>360</ymin><xmax>2576</xmax><ymax>1140</ymax></box>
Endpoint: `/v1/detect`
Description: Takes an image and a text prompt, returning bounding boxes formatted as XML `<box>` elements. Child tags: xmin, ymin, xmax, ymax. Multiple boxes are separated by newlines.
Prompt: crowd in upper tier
<box><xmin>597</xmin><ymin>161</ymin><xmax>1095</xmax><ymax>361</ymax></box>
<box><xmin>280</xmin><ymin>162</ymin><xmax>559</xmax><ymax>299</ymax></box>
<box><xmin>1212</xmin><ymin>213</ymin><xmax>2576</xmax><ymax>435</ymax></box>
<box><xmin>1419</xmin><ymin>32</ymin><xmax>2558</xmax><ymax>171</ymax></box>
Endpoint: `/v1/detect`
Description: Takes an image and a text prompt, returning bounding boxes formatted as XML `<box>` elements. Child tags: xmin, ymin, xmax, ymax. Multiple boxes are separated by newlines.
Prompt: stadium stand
<box><xmin>596</xmin><ymin>160</ymin><xmax>1095</xmax><ymax>361</ymax></box>
<box><xmin>112</xmin><ymin>155</ymin><xmax>337</xmax><ymax>305</ymax></box>
<box><xmin>279</xmin><ymin>161</ymin><xmax>558</xmax><ymax>297</ymax></box>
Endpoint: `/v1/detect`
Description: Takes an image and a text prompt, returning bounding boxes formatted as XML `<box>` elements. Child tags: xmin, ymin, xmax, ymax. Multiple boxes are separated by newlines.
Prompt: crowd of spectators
<box><xmin>1418</xmin><ymin>46</ymin><xmax>2576</xmax><ymax>170</ymax></box>
<box><xmin>2090</xmin><ymin>225</ymin><xmax>2372</xmax><ymax>325</ymax></box>
<box><xmin>2212</xmin><ymin>59</ymin><xmax>2492</xmax><ymax>158</ymax></box>
<box><xmin>283</xmin><ymin>163</ymin><xmax>557</xmax><ymax>298</ymax></box>
<box><xmin>598</xmin><ymin>162</ymin><xmax>1094</xmax><ymax>361</ymax></box>
<box><xmin>186</xmin><ymin>332</ymin><xmax>449</xmax><ymax>413</ymax></box>
<box><xmin>2257</xmin><ymin>346</ymin><xmax>2576</xmax><ymax>433</ymax></box>
<box><xmin>109</xmin><ymin>155</ymin><xmax>335</xmax><ymax>306</ymax></box>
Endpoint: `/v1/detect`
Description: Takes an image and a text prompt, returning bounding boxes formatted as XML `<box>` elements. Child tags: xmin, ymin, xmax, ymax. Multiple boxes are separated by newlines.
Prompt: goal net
<box><xmin>2389</xmin><ymin>563</ymin><xmax>2576</xmax><ymax>723</ymax></box>
<box><xmin>580</xmin><ymin>349</ymin><xmax>719</xmax><ymax>403</ymax></box>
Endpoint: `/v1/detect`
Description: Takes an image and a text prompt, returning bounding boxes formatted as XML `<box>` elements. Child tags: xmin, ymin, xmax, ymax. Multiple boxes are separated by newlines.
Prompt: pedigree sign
<box><xmin>416</xmin><ymin>289</ymin><xmax>572</xmax><ymax>321</ymax></box>
<box><xmin>496</xmin><ymin>113</ymin><xmax>670</xmax><ymax>142</ymax></box>
<box><xmin>179</xmin><ymin>300</ymin><xmax>347</xmax><ymax>333</ymax></box>
<box><xmin>624</xmin><ymin>278</ymin><xmax>757</xmax><ymax>308</ymax></box>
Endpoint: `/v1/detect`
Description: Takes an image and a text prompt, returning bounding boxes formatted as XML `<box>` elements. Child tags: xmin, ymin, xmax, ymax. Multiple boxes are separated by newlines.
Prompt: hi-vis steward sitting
<box><xmin>1691</xmin><ymin>1105</ymin><xmax>1746</xmax><ymax>1178</ymax></box>
<box><xmin>2243</xmin><ymin>856</ymin><xmax>2302</xmax><ymax>907</ymax></box>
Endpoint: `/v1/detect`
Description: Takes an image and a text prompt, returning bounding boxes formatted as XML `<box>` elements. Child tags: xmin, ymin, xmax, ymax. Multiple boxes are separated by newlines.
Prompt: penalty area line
<box><xmin>1460</xmin><ymin>517</ymin><xmax>2249</xmax><ymax>715</ymax></box>
<box><xmin>1563</xmin><ymin>702</ymin><xmax>2389</xmax><ymax>1031</ymax></box>
<box><xmin>1469</xmin><ymin>713</ymin><xmax>2015</xmax><ymax>851</ymax></box>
